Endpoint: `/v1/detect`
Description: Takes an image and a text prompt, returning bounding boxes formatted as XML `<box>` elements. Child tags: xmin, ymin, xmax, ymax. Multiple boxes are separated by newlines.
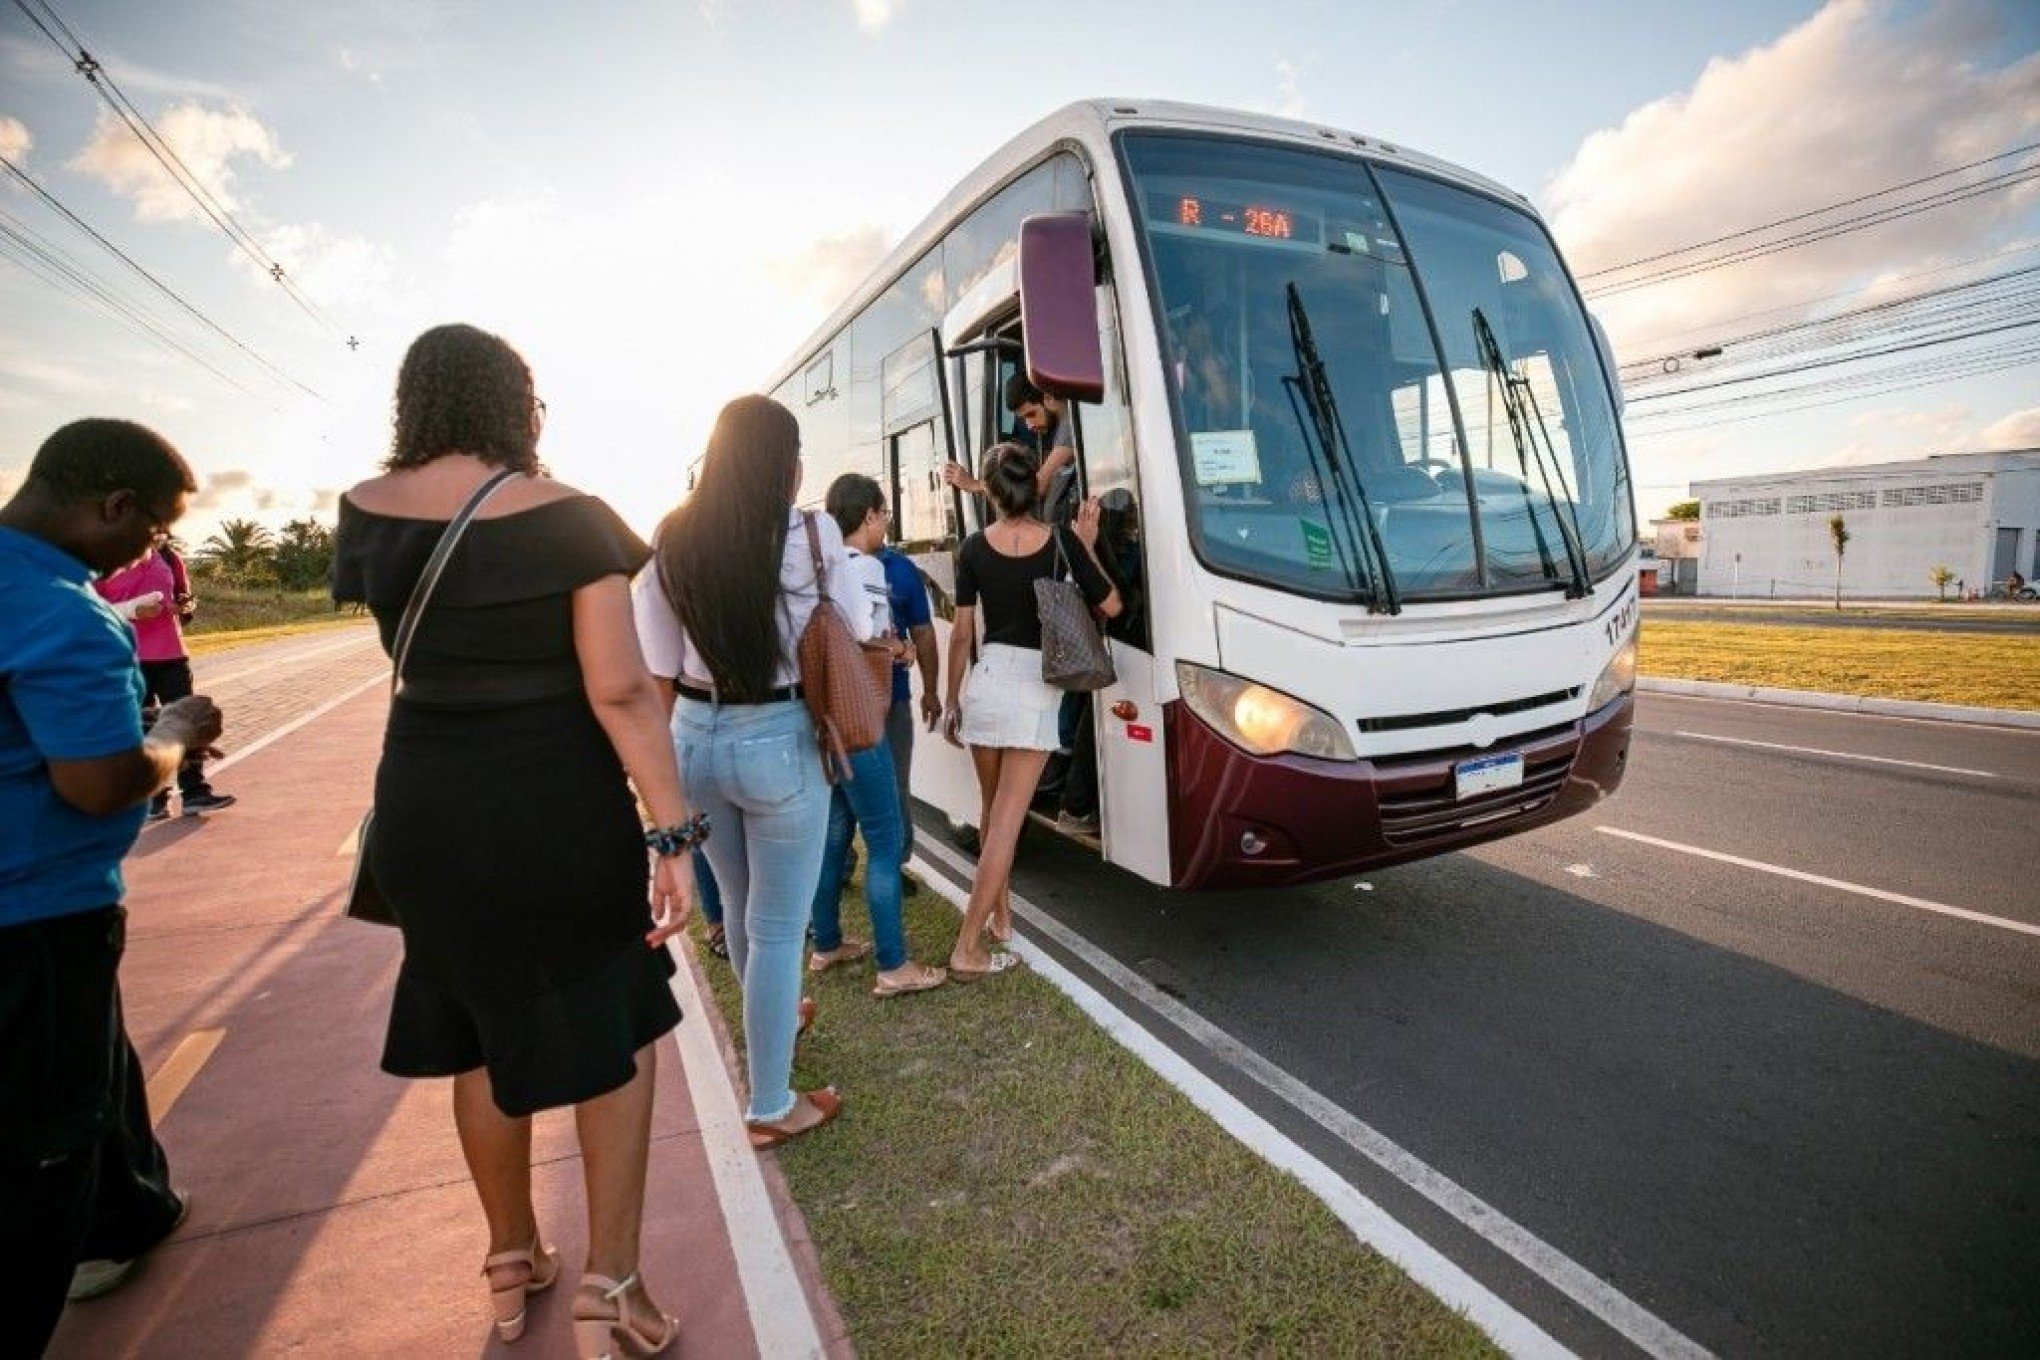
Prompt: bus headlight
<box><xmin>1177</xmin><ymin>662</ymin><xmax>1357</xmax><ymax>761</ymax></box>
<box><xmin>1587</xmin><ymin>636</ymin><xmax>1638</xmax><ymax>712</ymax></box>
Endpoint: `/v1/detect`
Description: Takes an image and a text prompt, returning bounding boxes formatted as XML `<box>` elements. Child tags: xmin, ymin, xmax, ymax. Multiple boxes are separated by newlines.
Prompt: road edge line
<box><xmin>909</xmin><ymin>843</ymin><xmax>1622</xmax><ymax>1360</ymax></box>
<box><xmin>1638</xmin><ymin>676</ymin><xmax>2040</xmax><ymax>729</ymax></box>
<box><xmin>666</xmin><ymin>938</ymin><xmax>828</xmax><ymax>1359</ymax></box>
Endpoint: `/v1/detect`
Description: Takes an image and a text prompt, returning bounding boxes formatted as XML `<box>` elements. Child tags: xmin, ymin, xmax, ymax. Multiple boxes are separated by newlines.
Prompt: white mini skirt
<box><xmin>960</xmin><ymin>643</ymin><xmax>1062</xmax><ymax>751</ymax></box>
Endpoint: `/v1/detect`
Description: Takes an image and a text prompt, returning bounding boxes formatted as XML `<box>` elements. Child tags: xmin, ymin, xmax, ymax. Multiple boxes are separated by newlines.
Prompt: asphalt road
<box><xmin>921</xmin><ymin>692</ymin><xmax>2040</xmax><ymax>1358</ymax></box>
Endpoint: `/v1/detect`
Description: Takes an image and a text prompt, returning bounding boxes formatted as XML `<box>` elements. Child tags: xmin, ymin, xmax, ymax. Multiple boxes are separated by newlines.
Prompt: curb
<box><xmin>1637</xmin><ymin>676</ymin><xmax>2040</xmax><ymax>729</ymax></box>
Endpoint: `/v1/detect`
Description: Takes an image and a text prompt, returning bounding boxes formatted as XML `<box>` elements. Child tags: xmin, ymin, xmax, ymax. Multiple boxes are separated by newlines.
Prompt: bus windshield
<box><xmin>1122</xmin><ymin>132</ymin><xmax>1635</xmax><ymax>602</ymax></box>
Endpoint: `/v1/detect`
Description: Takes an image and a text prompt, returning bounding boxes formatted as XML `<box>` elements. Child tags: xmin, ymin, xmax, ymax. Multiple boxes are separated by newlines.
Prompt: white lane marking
<box><xmin>1564</xmin><ymin>864</ymin><xmax>1599</xmax><ymax>879</ymax></box>
<box><xmin>1672</xmin><ymin>730</ymin><xmax>1997</xmax><ymax>778</ymax></box>
<box><xmin>1644</xmin><ymin>689</ymin><xmax>2040</xmax><ymax>736</ymax></box>
<box><xmin>912</xmin><ymin>839</ymin><xmax>1709</xmax><ymax>1360</ymax></box>
<box><xmin>195</xmin><ymin>629</ymin><xmax>379</xmax><ymax>689</ymax></box>
<box><xmin>206</xmin><ymin>671</ymin><xmax>390</xmax><ymax>778</ymax></box>
<box><xmin>1596</xmin><ymin>827</ymin><xmax>2040</xmax><ymax>941</ymax></box>
<box><xmin>666</xmin><ymin>941</ymin><xmax>827</xmax><ymax>1359</ymax></box>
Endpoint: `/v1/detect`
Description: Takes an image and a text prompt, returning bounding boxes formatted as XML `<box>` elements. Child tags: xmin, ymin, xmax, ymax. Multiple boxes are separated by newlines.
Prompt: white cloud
<box><xmin>0</xmin><ymin>115</ymin><xmax>30</xmax><ymax>162</ymax></box>
<box><xmin>766</xmin><ymin>226</ymin><xmax>891</xmax><ymax>309</ymax></box>
<box><xmin>191</xmin><ymin>466</ymin><xmax>254</xmax><ymax>510</ymax></box>
<box><xmin>1978</xmin><ymin>405</ymin><xmax>2040</xmax><ymax>450</ymax></box>
<box><xmin>246</xmin><ymin>221</ymin><xmax>397</xmax><ymax>311</ymax></box>
<box><xmin>853</xmin><ymin>0</ymin><xmax>904</xmax><ymax>32</ymax></box>
<box><xmin>70</xmin><ymin>101</ymin><xmax>291</xmax><ymax>224</ymax></box>
<box><xmin>1544</xmin><ymin>0</ymin><xmax>2040</xmax><ymax>358</ymax></box>
<box><xmin>1274</xmin><ymin>58</ymin><xmax>1306</xmax><ymax>120</ymax></box>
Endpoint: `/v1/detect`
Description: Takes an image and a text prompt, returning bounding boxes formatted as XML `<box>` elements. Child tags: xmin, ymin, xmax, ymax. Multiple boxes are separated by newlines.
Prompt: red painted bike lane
<box><xmin>48</xmin><ymin>681</ymin><xmax>846</xmax><ymax>1358</ymax></box>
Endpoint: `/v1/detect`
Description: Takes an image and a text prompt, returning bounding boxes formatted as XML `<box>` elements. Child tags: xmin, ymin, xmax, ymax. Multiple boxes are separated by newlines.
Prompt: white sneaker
<box><xmin>67</xmin><ymin>1187</ymin><xmax>189</xmax><ymax>1302</ymax></box>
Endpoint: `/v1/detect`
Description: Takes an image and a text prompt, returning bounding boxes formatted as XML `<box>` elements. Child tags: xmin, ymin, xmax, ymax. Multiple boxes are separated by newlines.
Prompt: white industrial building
<box><xmin>1691</xmin><ymin>450</ymin><xmax>2040</xmax><ymax>599</ymax></box>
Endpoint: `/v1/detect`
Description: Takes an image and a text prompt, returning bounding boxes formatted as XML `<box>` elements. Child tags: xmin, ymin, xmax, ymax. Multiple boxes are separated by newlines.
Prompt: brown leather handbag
<box><xmin>794</xmin><ymin>513</ymin><xmax>888</xmax><ymax>780</ymax></box>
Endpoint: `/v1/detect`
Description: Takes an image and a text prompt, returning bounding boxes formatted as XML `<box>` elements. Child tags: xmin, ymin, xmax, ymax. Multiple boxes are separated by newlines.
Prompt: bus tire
<box><xmin>948</xmin><ymin>819</ymin><xmax>980</xmax><ymax>855</ymax></box>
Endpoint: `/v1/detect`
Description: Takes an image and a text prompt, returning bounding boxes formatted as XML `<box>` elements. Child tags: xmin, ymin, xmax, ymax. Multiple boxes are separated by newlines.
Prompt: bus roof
<box><xmin>766</xmin><ymin>98</ymin><xmax>1531</xmax><ymax>394</ymax></box>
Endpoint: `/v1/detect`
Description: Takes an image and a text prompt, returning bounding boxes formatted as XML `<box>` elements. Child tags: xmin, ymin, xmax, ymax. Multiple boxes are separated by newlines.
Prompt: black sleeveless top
<box><xmin>332</xmin><ymin>494</ymin><xmax>649</xmax><ymax>709</ymax></box>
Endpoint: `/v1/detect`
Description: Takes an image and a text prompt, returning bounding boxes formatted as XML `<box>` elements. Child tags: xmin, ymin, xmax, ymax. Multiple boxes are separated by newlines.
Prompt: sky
<box><xmin>1</xmin><ymin>0</ymin><xmax>2036</xmax><ymax>545</ymax></box>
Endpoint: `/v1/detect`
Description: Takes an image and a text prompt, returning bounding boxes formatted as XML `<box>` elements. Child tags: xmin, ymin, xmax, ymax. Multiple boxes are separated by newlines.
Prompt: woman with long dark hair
<box><xmin>943</xmin><ymin>442</ymin><xmax>1119</xmax><ymax>974</ymax></box>
<box><xmin>334</xmin><ymin>323</ymin><xmax>695</xmax><ymax>1357</ymax></box>
<box><xmin>632</xmin><ymin>395</ymin><xmax>874</xmax><ymax>1147</ymax></box>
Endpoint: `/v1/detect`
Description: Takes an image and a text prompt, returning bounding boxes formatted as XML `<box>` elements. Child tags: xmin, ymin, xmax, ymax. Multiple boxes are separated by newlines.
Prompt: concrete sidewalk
<box><xmin>47</xmin><ymin>683</ymin><xmax>848</xmax><ymax>1359</ymax></box>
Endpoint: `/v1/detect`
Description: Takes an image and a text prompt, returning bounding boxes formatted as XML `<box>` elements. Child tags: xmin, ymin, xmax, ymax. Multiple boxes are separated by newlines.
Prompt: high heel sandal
<box><xmin>573</xmin><ymin>1271</ymin><xmax>677</xmax><ymax>1359</ymax></box>
<box><xmin>482</xmin><ymin>1236</ymin><xmax>559</xmax><ymax>1341</ymax></box>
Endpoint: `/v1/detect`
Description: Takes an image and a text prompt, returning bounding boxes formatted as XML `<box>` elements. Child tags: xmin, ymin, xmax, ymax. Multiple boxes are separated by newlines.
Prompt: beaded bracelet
<box><xmin>644</xmin><ymin>812</ymin><xmax>711</xmax><ymax>858</ymax></box>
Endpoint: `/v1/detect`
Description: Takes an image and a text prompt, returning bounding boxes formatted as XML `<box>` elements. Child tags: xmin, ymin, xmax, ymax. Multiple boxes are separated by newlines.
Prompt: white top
<box><xmin>843</xmin><ymin>547</ymin><xmax>893</xmax><ymax>638</ymax></box>
<box><xmin>631</xmin><ymin>508</ymin><xmax>876</xmax><ymax>688</ymax></box>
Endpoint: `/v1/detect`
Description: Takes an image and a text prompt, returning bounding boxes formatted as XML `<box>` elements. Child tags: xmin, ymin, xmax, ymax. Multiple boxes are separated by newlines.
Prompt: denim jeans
<box><xmin>884</xmin><ymin>700</ymin><xmax>916</xmax><ymax>863</ymax></box>
<box><xmin>674</xmin><ymin>697</ymin><xmax>827</xmax><ymax>1123</ymax></box>
<box><xmin>809</xmin><ymin>740</ymin><xmax>907</xmax><ymax>971</ymax></box>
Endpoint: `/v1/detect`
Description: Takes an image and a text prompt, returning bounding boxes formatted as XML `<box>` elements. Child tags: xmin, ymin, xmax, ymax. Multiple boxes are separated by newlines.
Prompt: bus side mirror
<box><xmin>1019</xmin><ymin>212</ymin><xmax>1104</xmax><ymax>404</ymax></box>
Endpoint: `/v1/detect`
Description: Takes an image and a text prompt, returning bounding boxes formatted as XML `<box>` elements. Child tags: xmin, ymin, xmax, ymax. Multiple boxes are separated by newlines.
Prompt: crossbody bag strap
<box><xmin>801</xmin><ymin>511</ymin><xmax>829</xmax><ymax>595</ymax></box>
<box><xmin>390</xmin><ymin>468</ymin><xmax>519</xmax><ymax>695</ymax></box>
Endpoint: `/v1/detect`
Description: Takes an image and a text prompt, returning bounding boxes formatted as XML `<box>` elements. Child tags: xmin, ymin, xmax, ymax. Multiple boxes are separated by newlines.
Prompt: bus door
<box><xmin>881</xmin><ymin>332</ymin><xmax>979</xmax><ymax>838</ymax></box>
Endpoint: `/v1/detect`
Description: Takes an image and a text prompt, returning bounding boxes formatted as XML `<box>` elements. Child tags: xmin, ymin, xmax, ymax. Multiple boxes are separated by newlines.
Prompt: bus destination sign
<box><xmin>1156</xmin><ymin>192</ymin><xmax>1319</xmax><ymax>245</ymax></box>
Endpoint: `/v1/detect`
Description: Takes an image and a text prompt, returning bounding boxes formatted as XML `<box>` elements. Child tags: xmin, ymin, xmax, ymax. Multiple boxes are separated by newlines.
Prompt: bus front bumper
<box><xmin>1165</xmin><ymin>693</ymin><xmax>1633</xmax><ymax>890</ymax></box>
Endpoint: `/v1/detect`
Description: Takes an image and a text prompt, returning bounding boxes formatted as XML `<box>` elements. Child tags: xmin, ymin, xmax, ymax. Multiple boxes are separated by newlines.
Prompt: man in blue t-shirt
<box><xmin>1</xmin><ymin>419</ymin><xmax>223</xmax><ymax>1352</ymax></box>
<box><xmin>879</xmin><ymin>536</ymin><xmax>939</xmax><ymax>876</ymax></box>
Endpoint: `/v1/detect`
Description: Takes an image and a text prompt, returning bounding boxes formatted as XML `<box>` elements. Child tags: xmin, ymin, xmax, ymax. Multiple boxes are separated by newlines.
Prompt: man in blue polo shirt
<box><xmin>1</xmin><ymin>418</ymin><xmax>224</xmax><ymax>1354</ymax></box>
<box><xmin>878</xmin><ymin>517</ymin><xmax>939</xmax><ymax>883</ymax></box>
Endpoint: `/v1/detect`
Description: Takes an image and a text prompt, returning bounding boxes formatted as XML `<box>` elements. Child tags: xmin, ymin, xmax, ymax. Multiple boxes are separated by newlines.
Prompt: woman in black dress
<box><xmin>333</xmin><ymin>324</ymin><xmax>696</xmax><ymax>1357</ymax></box>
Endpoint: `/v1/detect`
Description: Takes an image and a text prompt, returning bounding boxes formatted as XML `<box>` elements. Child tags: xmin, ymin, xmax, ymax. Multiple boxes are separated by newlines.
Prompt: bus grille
<box><xmin>1374</xmin><ymin>726</ymin><xmax>1580</xmax><ymax>847</ymax></box>
<box><xmin>1356</xmin><ymin>686</ymin><xmax>1580</xmax><ymax>735</ymax></box>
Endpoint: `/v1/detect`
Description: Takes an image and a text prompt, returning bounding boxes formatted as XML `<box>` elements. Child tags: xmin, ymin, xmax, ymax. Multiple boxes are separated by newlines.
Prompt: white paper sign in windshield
<box><xmin>1192</xmin><ymin>429</ymin><xmax>1262</xmax><ymax>486</ymax></box>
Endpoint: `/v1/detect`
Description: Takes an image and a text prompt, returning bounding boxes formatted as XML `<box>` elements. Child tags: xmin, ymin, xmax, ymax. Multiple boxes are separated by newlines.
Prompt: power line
<box><xmin>0</xmin><ymin>151</ymin><xmax>324</xmax><ymax>400</ymax></box>
<box><xmin>0</xmin><ymin>215</ymin><xmax>264</xmax><ymax>395</ymax></box>
<box><xmin>1627</xmin><ymin>316</ymin><xmax>2040</xmax><ymax>403</ymax></box>
<box><xmin>13</xmin><ymin>0</ymin><xmax>348</xmax><ymax>338</ymax></box>
<box><xmin>1579</xmin><ymin>141</ymin><xmax>2040</xmax><ymax>280</ymax></box>
<box><xmin>1627</xmin><ymin>347</ymin><xmax>2040</xmax><ymax>438</ymax></box>
<box><xmin>1585</xmin><ymin>166</ymin><xmax>2040</xmax><ymax>298</ymax></box>
<box><xmin>1617</xmin><ymin>264</ymin><xmax>2040</xmax><ymax>377</ymax></box>
<box><xmin>1628</xmin><ymin>338</ymin><xmax>2040</xmax><ymax>422</ymax></box>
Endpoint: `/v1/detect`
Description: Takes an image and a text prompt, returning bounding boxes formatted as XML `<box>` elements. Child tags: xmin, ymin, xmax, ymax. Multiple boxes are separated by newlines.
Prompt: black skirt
<box><xmin>368</xmin><ymin>692</ymin><xmax>678</xmax><ymax>1116</ymax></box>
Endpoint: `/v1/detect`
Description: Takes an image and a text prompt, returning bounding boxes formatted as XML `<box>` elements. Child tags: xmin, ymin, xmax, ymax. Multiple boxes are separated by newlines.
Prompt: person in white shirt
<box><xmin>630</xmin><ymin>395</ymin><xmax>872</xmax><ymax>1148</ymax></box>
<box><xmin>803</xmin><ymin>475</ymin><xmax>947</xmax><ymax>998</ymax></box>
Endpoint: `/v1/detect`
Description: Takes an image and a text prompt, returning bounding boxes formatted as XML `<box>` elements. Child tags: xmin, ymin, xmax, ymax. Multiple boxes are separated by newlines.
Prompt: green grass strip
<box><xmin>697</xmin><ymin>882</ymin><xmax>1497</xmax><ymax>1358</ymax></box>
<box><xmin>1641</xmin><ymin>619</ymin><xmax>2040</xmax><ymax>711</ymax></box>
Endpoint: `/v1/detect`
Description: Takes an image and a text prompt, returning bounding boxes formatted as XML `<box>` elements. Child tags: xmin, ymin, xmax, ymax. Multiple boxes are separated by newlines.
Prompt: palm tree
<box><xmin>200</xmin><ymin>518</ymin><xmax>276</xmax><ymax>580</ymax></box>
<box><xmin>1828</xmin><ymin>513</ymin><xmax>1850</xmax><ymax>612</ymax></box>
<box><xmin>1929</xmin><ymin>565</ymin><xmax>1954</xmax><ymax>602</ymax></box>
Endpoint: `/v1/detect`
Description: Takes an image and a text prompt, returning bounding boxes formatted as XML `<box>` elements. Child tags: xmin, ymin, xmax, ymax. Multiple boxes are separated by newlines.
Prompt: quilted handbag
<box><xmin>345</xmin><ymin>469</ymin><xmax>518</xmax><ymax>926</ymax></box>
<box><xmin>795</xmin><ymin>513</ymin><xmax>888</xmax><ymax>780</ymax></box>
<box><xmin>1036</xmin><ymin>527</ymin><xmax>1116</xmax><ymax>692</ymax></box>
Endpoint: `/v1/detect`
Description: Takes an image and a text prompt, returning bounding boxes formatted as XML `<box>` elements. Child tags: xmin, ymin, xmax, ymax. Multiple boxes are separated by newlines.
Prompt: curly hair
<box><xmin>385</xmin><ymin>323</ymin><xmax>541</xmax><ymax>471</ymax></box>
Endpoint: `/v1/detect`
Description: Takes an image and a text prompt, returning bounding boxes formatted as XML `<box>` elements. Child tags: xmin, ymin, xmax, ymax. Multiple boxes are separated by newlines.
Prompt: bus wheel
<box><xmin>948</xmin><ymin>819</ymin><xmax>980</xmax><ymax>855</ymax></box>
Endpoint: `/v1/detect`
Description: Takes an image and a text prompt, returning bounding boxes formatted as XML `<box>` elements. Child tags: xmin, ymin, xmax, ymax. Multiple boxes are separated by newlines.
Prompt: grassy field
<box><xmin>697</xmin><ymin>883</ymin><xmax>1495</xmax><ymax>1358</ymax></box>
<box><xmin>181</xmin><ymin>586</ymin><xmax>368</xmax><ymax>655</ymax></box>
<box><xmin>1641</xmin><ymin>619</ymin><xmax>2040</xmax><ymax>710</ymax></box>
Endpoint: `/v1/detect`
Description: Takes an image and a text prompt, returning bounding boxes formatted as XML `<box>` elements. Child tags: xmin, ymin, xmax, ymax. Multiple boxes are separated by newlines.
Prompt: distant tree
<box><xmin>1828</xmin><ymin>513</ymin><xmax>1850</xmax><ymax>611</ymax></box>
<box><xmin>198</xmin><ymin>518</ymin><xmax>277</xmax><ymax>587</ymax></box>
<box><xmin>1665</xmin><ymin>499</ymin><xmax>1700</xmax><ymax>521</ymax></box>
<box><xmin>1929</xmin><ymin>564</ymin><xmax>1955</xmax><ymax>602</ymax></box>
<box><xmin>271</xmin><ymin>518</ymin><xmax>335</xmax><ymax>591</ymax></box>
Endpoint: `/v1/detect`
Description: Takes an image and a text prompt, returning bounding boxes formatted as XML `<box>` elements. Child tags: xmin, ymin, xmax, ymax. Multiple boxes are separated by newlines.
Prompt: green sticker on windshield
<box><xmin>1300</xmin><ymin>519</ymin><xmax>1333</xmax><ymax>570</ymax></box>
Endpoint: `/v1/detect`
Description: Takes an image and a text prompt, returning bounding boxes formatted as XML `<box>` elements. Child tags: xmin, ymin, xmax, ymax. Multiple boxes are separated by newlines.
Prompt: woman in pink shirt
<box><xmin>93</xmin><ymin>545</ymin><xmax>235</xmax><ymax>819</ymax></box>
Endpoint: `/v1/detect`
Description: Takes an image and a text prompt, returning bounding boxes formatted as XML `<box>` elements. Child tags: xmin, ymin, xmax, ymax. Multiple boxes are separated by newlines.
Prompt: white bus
<box><xmin>761</xmin><ymin>99</ymin><xmax>1639</xmax><ymax>890</ymax></box>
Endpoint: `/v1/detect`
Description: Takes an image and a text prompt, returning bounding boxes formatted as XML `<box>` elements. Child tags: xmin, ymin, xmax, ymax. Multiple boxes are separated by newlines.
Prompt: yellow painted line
<box><xmin>146</xmin><ymin>1028</ymin><xmax>225</xmax><ymax>1119</ymax></box>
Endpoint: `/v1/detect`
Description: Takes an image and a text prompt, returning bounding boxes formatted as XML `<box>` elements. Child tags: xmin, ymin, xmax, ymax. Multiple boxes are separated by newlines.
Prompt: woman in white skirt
<box><xmin>941</xmin><ymin>442</ymin><xmax>1120</xmax><ymax>977</ymax></box>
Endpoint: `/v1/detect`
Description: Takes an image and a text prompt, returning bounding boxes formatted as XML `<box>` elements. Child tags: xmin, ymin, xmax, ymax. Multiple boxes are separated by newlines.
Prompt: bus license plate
<box><xmin>1455</xmin><ymin>752</ymin><xmax>1524</xmax><ymax>801</ymax></box>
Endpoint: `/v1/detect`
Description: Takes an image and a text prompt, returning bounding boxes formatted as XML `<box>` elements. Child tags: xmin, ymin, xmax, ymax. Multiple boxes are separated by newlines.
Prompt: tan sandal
<box><xmin>482</xmin><ymin>1235</ymin><xmax>559</xmax><ymax>1341</ymax></box>
<box><xmin>746</xmin><ymin>1087</ymin><xmax>843</xmax><ymax>1150</ymax></box>
<box><xmin>572</xmin><ymin>1271</ymin><xmax>676</xmax><ymax>1359</ymax></box>
<box><xmin>808</xmin><ymin>939</ymin><xmax>871</xmax><ymax>973</ymax></box>
<box><xmin>872</xmin><ymin>963</ymin><xmax>948</xmax><ymax>999</ymax></box>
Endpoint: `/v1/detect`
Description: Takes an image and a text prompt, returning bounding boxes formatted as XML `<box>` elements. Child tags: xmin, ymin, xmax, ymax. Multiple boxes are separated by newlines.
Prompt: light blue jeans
<box><xmin>674</xmin><ymin>697</ymin><xmax>827</xmax><ymax>1123</ymax></box>
<box><xmin>809</xmin><ymin>740</ymin><xmax>907</xmax><ymax>971</ymax></box>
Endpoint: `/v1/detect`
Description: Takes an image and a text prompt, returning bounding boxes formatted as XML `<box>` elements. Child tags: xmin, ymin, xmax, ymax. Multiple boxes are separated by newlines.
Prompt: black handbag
<box><xmin>345</xmin><ymin>470</ymin><xmax>518</xmax><ymax>926</ymax></box>
<box><xmin>1035</xmin><ymin>527</ymin><xmax>1116</xmax><ymax>692</ymax></box>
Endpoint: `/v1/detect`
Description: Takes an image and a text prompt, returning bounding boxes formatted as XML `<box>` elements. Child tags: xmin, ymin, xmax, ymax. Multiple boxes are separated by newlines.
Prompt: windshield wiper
<box><xmin>1472</xmin><ymin>307</ymin><xmax>1591</xmax><ymax>599</ymax></box>
<box><xmin>1282</xmin><ymin>283</ymin><xmax>1402</xmax><ymax>615</ymax></box>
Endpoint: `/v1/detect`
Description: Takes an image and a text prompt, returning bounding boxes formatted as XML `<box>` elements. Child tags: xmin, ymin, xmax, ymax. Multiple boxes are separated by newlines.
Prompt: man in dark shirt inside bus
<box><xmin>943</xmin><ymin>373</ymin><xmax>1077</xmax><ymax>524</ymax></box>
